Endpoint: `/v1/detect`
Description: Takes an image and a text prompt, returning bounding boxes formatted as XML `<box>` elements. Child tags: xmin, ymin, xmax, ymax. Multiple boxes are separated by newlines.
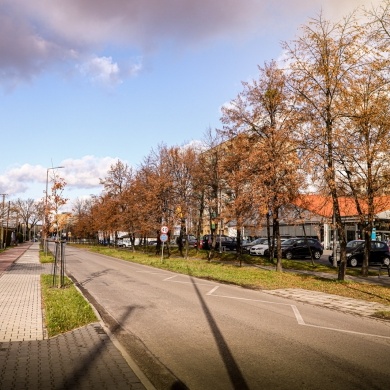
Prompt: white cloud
<box><xmin>78</xmin><ymin>56</ymin><xmax>122</xmax><ymax>87</ymax></box>
<box><xmin>0</xmin><ymin>156</ymin><xmax>125</xmax><ymax>202</ymax></box>
<box><xmin>77</xmin><ymin>55</ymin><xmax>142</xmax><ymax>87</ymax></box>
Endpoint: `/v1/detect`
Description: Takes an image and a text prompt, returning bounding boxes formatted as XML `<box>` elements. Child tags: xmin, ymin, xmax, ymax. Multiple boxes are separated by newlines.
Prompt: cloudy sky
<box><xmin>0</xmin><ymin>0</ymin><xmax>379</xmax><ymax>210</ymax></box>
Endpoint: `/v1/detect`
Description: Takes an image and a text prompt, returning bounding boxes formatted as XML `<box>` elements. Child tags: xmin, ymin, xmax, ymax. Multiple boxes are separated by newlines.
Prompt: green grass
<box><xmin>40</xmin><ymin>274</ymin><xmax>97</xmax><ymax>337</ymax></box>
<box><xmin>75</xmin><ymin>245</ymin><xmax>390</xmax><ymax>309</ymax></box>
<box><xmin>40</xmin><ymin>252</ymin><xmax>55</xmax><ymax>263</ymax></box>
<box><xmin>39</xmin><ymin>249</ymin><xmax>97</xmax><ymax>337</ymax></box>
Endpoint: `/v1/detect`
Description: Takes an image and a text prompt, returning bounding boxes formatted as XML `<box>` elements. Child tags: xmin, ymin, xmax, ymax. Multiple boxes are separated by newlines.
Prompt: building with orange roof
<box><xmin>236</xmin><ymin>194</ymin><xmax>390</xmax><ymax>249</ymax></box>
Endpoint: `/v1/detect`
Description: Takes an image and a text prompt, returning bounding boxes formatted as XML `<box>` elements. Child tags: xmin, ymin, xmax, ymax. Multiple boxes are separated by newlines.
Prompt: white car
<box><xmin>250</xmin><ymin>242</ymin><xmax>269</xmax><ymax>256</ymax></box>
<box><xmin>250</xmin><ymin>238</ymin><xmax>288</xmax><ymax>256</ymax></box>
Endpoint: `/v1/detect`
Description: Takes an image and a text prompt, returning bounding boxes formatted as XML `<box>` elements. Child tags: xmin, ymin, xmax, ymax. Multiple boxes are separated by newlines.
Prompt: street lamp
<box><xmin>44</xmin><ymin>166</ymin><xmax>64</xmax><ymax>252</ymax></box>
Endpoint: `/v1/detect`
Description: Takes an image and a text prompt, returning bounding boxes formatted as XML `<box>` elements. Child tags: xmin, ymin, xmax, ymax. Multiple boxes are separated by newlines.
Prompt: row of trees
<box><xmin>73</xmin><ymin>3</ymin><xmax>390</xmax><ymax>279</ymax></box>
<box><xmin>9</xmin><ymin>2</ymin><xmax>390</xmax><ymax>280</ymax></box>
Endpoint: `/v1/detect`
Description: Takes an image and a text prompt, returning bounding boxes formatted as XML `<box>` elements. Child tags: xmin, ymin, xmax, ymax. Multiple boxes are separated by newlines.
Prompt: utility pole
<box><xmin>0</xmin><ymin>194</ymin><xmax>7</xmax><ymax>249</ymax></box>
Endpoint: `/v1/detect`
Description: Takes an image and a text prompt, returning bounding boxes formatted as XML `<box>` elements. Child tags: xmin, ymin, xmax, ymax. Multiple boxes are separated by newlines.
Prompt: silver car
<box><xmin>250</xmin><ymin>238</ymin><xmax>288</xmax><ymax>256</ymax></box>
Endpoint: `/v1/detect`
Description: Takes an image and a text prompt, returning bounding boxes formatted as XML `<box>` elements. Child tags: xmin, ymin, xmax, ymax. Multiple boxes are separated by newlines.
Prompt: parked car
<box><xmin>250</xmin><ymin>238</ymin><xmax>288</xmax><ymax>256</ymax></box>
<box><xmin>281</xmin><ymin>237</ymin><xmax>323</xmax><ymax>260</ymax></box>
<box><xmin>242</xmin><ymin>237</ymin><xmax>268</xmax><ymax>253</ymax></box>
<box><xmin>200</xmin><ymin>234</ymin><xmax>234</xmax><ymax>250</ymax></box>
<box><xmin>186</xmin><ymin>235</ymin><xmax>198</xmax><ymax>247</ymax></box>
<box><xmin>220</xmin><ymin>237</ymin><xmax>239</xmax><ymax>251</ymax></box>
<box><xmin>328</xmin><ymin>240</ymin><xmax>390</xmax><ymax>267</ymax></box>
<box><xmin>172</xmin><ymin>235</ymin><xmax>197</xmax><ymax>247</ymax></box>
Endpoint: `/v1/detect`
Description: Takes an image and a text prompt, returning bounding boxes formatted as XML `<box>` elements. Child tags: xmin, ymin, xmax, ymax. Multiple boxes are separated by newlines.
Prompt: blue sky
<box><xmin>0</xmin><ymin>0</ymin><xmax>376</xmax><ymax>210</ymax></box>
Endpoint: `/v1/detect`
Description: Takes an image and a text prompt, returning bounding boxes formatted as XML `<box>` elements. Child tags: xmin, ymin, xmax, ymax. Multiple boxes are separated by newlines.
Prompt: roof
<box><xmin>294</xmin><ymin>194</ymin><xmax>390</xmax><ymax>219</ymax></box>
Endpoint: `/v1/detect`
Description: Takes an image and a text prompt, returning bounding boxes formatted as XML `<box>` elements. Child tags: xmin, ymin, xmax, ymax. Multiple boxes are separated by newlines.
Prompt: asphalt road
<box><xmin>63</xmin><ymin>245</ymin><xmax>390</xmax><ymax>390</ymax></box>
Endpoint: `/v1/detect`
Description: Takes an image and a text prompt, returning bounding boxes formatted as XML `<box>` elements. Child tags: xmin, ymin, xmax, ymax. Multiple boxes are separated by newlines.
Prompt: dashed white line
<box><xmin>207</xmin><ymin>286</ymin><xmax>220</xmax><ymax>295</ymax></box>
<box><xmin>291</xmin><ymin>305</ymin><xmax>306</xmax><ymax>325</ymax></box>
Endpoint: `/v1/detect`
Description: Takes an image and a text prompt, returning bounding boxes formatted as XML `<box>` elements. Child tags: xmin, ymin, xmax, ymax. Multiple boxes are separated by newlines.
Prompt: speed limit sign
<box><xmin>161</xmin><ymin>226</ymin><xmax>169</xmax><ymax>234</ymax></box>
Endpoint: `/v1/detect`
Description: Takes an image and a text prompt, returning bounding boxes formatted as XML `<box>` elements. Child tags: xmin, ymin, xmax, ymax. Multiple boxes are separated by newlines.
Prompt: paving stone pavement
<box><xmin>0</xmin><ymin>243</ymin><xmax>152</xmax><ymax>390</ymax></box>
<box><xmin>265</xmin><ymin>288</ymin><xmax>390</xmax><ymax>317</ymax></box>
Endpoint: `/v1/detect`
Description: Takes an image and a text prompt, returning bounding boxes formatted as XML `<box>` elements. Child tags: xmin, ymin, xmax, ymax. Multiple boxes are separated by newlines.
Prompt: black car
<box><xmin>329</xmin><ymin>240</ymin><xmax>390</xmax><ymax>267</ymax></box>
<box><xmin>200</xmin><ymin>234</ymin><xmax>233</xmax><ymax>250</ymax></box>
<box><xmin>281</xmin><ymin>237</ymin><xmax>323</xmax><ymax>260</ymax></box>
<box><xmin>173</xmin><ymin>235</ymin><xmax>197</xmax><ymax>247</ymax></box>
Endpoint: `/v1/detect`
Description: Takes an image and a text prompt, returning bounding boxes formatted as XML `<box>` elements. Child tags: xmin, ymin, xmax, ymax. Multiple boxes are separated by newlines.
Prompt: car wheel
<box><xmin>264</xmin><ymin>249</ymin><xmax>269</xmax><ymax>257</ymax></box>
<box><xmin>348</xmin><ymin>257</ymin><xmax>359</xmax><ymax>267</ymax></box>
<box><xmin>285</xmin><ymin>251</ymin><xmax>293</xmax><ymax>260</ymax></box>
<box><xmin>383</xmin><ymin>257</ymin><xmax>390</xmax><ymax>266</ymax></box>
<box><xmin>313</xmin><ymin>251</ymin><xmax>321</xmax><ymax>260</ymax></box>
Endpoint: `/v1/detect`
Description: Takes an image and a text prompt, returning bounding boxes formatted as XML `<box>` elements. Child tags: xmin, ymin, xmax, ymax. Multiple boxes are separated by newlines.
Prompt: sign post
<box><xmin>160</xmin><ymin>226</ymin><xmax>169</xmax><ymax>261</ymax></box>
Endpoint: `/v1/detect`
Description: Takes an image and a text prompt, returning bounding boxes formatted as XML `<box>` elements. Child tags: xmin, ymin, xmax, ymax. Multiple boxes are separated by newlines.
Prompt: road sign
<box><xmin>161</xmin><ymin>226</ymin><xmax>169</xmax><ymax>234</ymax></box>
<box><xmin>160</xmin><ymin>233</ymin><xmax>168</xmax><ymax>242</ymax></box>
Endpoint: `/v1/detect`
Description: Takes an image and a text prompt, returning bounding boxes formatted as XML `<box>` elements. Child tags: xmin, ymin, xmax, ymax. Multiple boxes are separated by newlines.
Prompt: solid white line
<box><xmin>302</xmin><ymin>323</ymin><xmax>390</xmax><ymax>340</ymax></box>
<box><xmin>207</xmin><ymin>291</ymin><xmax>389</xmax><ymax>339</ymax></box>
<box><xmin>163</xmin><ymin>275</ymin><xmax>179</xmax><ymax>281</ymax></box>
<box><xmin>207</xmin><ymin>292</ymin><xmax>293</xmax><ymax>306</ymax></box>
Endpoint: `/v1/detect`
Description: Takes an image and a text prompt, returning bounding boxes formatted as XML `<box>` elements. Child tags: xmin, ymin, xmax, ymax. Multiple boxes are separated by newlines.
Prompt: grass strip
<box><xmin>76</xmin><ymin>245</ymin><xmax>390</xmax><ymax>310</ymax></box>
<box><xmin>41</xmin><ymin>274</ymin><xmax>97</xmax><ymax>337</ymax></box>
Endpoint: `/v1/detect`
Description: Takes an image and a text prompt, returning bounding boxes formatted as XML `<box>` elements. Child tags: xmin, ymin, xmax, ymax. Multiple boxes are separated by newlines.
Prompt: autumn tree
<box><xmin>217</xmin><ymin>133</ymin><xmax>256</xmax><ymax>262</ymax></box>
<box><xmin>283</xmin><ymin>12</ymin><xmax>364</xmax><ymax>280</ymax></box>
<box><xmin>198</xmin><ymin>128</ymin><xmax>226</xmax><ymax>260</ymax></box>
<box><xmin>221</xmin><ymin>60</ymin><xmax>303</xmax><ymax>271</ymax></box>
<box><xmin>117</xmin><ymin>168</ymin><xmax>145</xmax><ymax>251</ymax></box>
<box><xmin>71</xmin><ymin>197</ymin><xmax>97</xmax><ymax>242</ymax></box>
<box><xmin>136</xmin><ymin>144</ymin><xmax>183</xmax><ymax>257</ymax></box>
<box><xmin>162</xmin><ymin>144</ymin><xmax>201</xmax><ymax>258</ymax></box>
<box><xmin>332</xmin><ymin>9</ymin><xmax>390</xmax><ymax>276</ymax></box>
<box><xmin>99</xmin><ymin>160</ymin><xmax>132</xmax><ymax>244</ymax></box>
<box><xmin>45</xmin><ymin>173</ymin><xmax>68</xmax><ymax>239</ymax></box>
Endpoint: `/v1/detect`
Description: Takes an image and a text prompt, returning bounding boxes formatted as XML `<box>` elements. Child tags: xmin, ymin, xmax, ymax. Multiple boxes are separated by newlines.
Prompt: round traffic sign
<box><xmin>161</xmin><ymin>226</ymin><xmax>169</xmax><ymax>234</ymax></box>
<box><xmin>160</xmin><ymin>233</ymin><xmax>168</xmax><ymax>242</ymax></box>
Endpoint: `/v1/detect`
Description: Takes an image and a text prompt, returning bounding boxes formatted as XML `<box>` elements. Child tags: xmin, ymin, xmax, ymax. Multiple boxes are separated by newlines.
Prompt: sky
<box><xmin>0</xmin><ymin>0</ymin><xmax>380</xmax><ymax>211</ymax></box>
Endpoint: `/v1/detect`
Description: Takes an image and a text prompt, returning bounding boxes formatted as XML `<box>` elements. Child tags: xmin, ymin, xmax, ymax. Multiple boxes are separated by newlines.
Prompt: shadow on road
<box><xmin>190</xmin><ymin>276</ymin><xmax>250</xmax><ymax>390</ymax></box>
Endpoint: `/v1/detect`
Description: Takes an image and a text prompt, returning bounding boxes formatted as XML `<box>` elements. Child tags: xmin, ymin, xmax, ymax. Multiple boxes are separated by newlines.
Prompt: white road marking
<box><xmin>136</xmin><ymin>269</ymin><xmax>390</xmax><ymax>340</ymax></box>
<box><xmin>163</xmin><ymin>275</ymin><xmax>179</xmax><ymax>281</ymax></box>
<box><xmin>303</xmin><ymin>323</ymin><xmax>390</xmax><ymax>340</ymax></box>
<box><xmin>207</xmin><ymin>286</ymin><xmax>220</xmax><ymax>295</ymax></box>
<box><xmin>291</xmin><ymin>305</ymin><xmax>306</xmax><ymax>325</ymax></box>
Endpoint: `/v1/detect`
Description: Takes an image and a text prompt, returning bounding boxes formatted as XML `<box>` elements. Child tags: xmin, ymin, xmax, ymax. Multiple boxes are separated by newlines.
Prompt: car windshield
<box><xmin>282</xmin><ymin>239</ymin><xmax>296</xmax><ymax>245</ymax></box>
<box><xmin>247</xmin><ymin>238</ymin><xmax>266</xmax><ymax>245</ymax></box>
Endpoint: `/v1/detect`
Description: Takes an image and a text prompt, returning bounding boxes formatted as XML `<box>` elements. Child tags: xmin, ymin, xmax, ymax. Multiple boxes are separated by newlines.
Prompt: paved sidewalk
<box><xmin>0</xmin><ymin>243</ymin><xmax>152</xmax><ymax>390</ymax></box>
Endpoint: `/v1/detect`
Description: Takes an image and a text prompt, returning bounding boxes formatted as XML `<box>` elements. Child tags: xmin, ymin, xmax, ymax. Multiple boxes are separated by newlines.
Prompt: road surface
<box><xmin>63</xmin><ymin>245</ymin><xmax>390</xmax><ymax>390</ymax></box>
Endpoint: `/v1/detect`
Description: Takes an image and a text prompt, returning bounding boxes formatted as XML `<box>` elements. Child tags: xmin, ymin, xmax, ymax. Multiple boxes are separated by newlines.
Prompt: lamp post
<box><xmin>44</xmin><ymin>166</ymin><xmax>64</xmax><ymax>253</ymax></box>
<box><xmin>0</xmin><ymin>193</ymin><xmax>6</xmax><ymax>249</ymax></box>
